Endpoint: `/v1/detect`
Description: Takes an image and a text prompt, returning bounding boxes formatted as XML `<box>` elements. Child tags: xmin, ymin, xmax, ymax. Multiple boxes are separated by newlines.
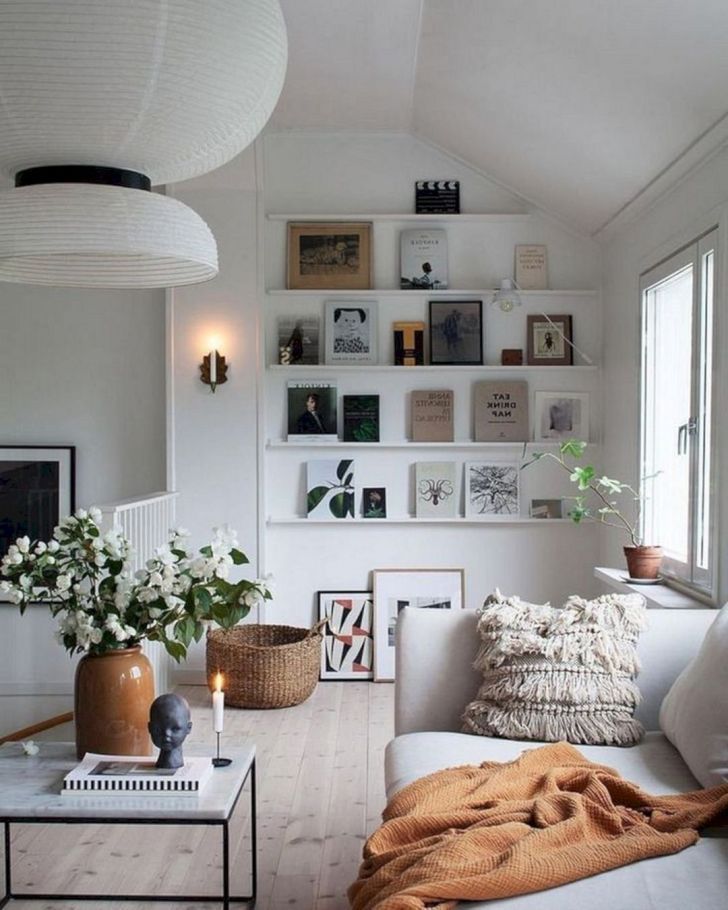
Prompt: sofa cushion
<box><xmin>462</xmin><ymin>591</ymin><xmax>647</xmax><ymax>745</ymax></box>
<box><xmin>660</xmin><ymin>604</ymin><xmax>727</xmax><ymax>787</ymax></box>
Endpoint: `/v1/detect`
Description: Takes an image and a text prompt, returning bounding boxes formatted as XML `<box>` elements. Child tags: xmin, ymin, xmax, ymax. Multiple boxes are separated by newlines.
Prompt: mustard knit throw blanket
<box><xmin>348</xmin><ymin>743</ymin><xmax>728</xmax><ymax>910</ymax></box>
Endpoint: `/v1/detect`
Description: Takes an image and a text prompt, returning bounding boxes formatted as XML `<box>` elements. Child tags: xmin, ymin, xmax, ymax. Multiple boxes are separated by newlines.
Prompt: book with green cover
<box><xmin>343</xmin><ymin>395</ymin><xmax>380</xmax><ymax>442</ymax></box>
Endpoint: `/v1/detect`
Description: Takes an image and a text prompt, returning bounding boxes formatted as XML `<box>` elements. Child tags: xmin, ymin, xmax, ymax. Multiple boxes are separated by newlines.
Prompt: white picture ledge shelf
<box><xmin>268</xmin><ymin>364</ymin><xmax>599</xmax><ymax>373</ymax></box>
<box><xmin>266</xmin><ymin>288</ymin><xmax>598</xmax><ymax>298</ymax></box>
<box><xmin>266</xmin><ymin>212</ymin><xmax>533</xmax><ymax>223</ymax></box>
<box><xmin>593</xmin><ymin>567</ymin><xmax>709</xmax><ymax>609</ymax></box>
<box><xmin>269</xmin><ymin>517</ymin><xmax>590</xmax><ymax>526</ymax></box>
<box><xmin>267</xmin><ymin>439</ymin><xmax>598</xmax><ymax>450</ymax></box>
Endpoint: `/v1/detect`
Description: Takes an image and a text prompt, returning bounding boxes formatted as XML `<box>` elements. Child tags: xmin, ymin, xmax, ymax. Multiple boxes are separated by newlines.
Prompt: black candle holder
<box><xmin>212</xmin><ymin>731</ymin><xmax>232</xmax><ymax>768</ymax></box>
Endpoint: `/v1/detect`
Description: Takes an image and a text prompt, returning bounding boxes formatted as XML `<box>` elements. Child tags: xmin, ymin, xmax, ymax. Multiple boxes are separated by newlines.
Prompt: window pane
<box><xmin>642</xmin><ymin>265</ymin><xmax>693</xmax><ymax>564</ymax></box>
<box><xmin>696</xmin><ymin>248</ymin><xmax>714</xmax><ymax>574</ymax></box>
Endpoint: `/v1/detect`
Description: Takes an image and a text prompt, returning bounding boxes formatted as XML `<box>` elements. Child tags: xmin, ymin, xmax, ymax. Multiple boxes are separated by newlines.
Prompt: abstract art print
<box><xmin>534</xmin><ymin>391</ymin><xmax>590</xmax><ymax>442</ymax></box>
<box><xmin>372</xmin><ymin>569</ymin><xmax>464</xmax><ymax>681</ymax></box>
<box><xmin>318</xmin><ymin>591</ymin><xmax>374</xmax><ymax>681</ymax></box>
<box><xmin>465</xmin><ymin>462</ymin><xmax>520</xmax><ymax>519</ymax></box>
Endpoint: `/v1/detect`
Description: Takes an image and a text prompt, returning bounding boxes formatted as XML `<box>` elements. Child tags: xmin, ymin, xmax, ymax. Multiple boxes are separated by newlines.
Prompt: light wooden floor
<box><xmin>4</xmin><ymin>682</ymin><xmax>394</xmax><ymax>910</ymax></box>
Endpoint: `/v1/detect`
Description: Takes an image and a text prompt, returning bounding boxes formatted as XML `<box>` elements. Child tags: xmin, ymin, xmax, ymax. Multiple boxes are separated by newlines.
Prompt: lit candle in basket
<box><xmin>212</xmin><ymin>672</ymin><xmax>225</xmax><ymax>733</ymax></box>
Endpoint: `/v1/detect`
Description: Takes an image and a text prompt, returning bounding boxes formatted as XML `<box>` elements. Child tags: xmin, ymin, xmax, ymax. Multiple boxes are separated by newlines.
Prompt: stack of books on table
<box><xmin>61</xmin><ymin>753</ymin><xmax>213</xmax><ymax>796</ymax></box>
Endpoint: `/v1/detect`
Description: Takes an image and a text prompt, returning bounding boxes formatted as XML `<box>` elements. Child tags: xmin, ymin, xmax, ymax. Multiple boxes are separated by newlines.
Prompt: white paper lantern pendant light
<box><xmin>0</xmin><ymin>1</ymin><xmax>288</xmax><ymax>289</ymax></box>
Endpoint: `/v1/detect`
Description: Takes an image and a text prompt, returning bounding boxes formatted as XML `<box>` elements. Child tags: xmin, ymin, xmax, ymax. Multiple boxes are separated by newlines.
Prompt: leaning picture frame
<box><xmin>287</xmin><ymin>222</ymin><xmax>372</xmax><ymax>290</ymax></box>
<box><xmin>372</xmin><ymin>568</ymin><xmax>464</xmax><ymax>682</ymax></box>
<box><xmin>0</xmin><ymin>445</ymin><xmax>76</xmax><ymax>600</ymax></box>
<box><xmin>317</xmin><ymin>590</ymin><xmax>374</xmax><ymax>681</ymax></box>
<box><xmin>324</xmin><ymin>299</ymin><xmax>378</xmax><ymax>364</ymax></box>
<box><xmin>527</xmin><ymin>314</ymin><xmax>573</xmax><ymax>366</ymax></box>
<box><xmin>534</xmin><ymin>391</ymin><xmax>590</xmax><ymax>442</ymax></box>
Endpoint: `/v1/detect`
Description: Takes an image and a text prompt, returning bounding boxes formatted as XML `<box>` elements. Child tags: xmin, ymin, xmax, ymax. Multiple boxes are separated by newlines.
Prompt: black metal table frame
<box><xmin>0</xmin><ymin>757</ymin><xmax>256</xmax><ymax>909</ymax></box>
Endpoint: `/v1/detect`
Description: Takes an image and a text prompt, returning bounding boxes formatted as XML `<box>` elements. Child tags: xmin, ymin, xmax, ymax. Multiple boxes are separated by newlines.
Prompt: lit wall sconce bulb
<box><xmin>200</xmin><ymin>349</ymin><xmax>228</xmax><ymax>393</ymax></box>
<box><xmin>492</xmin><ymin>278</ymin><xmax>522</xmax><ymax>312</ymax></box>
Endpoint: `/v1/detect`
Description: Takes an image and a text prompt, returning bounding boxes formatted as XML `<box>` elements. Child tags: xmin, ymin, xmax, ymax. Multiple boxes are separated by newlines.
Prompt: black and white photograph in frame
<box><xmin>534</xmin><ymin>392</ymin><xmax>590</xmax><ymax>442</ymax></box>
<box><xmin>429</xmin><ymin>300</ymin><xmax>483</xmax><ymax>365</ymax></box>
<box><xmin>0</xmin><ymin>446</ymin><xmax>75</xmax><ymax>561</ymax></box>
<box><xmin>464</xmin><ymin>462</ymin><xmax>520</xmax><ymax>519</ymax></box>
<box><xmin>324</xmin><ymin>300</ymin><xmax>378</xmax><ymax>365</ymax></box>
<box><xmin>277</xmin><ymin>314</ymin><xmax>320</xmax><ymax>365</ymax></box>
<box><xmin>372</xmin><ymin>568</ymin><xmax>464</xmax><ymax>681</ymax></box>
<box><xmin>318</xmin><ymin>591</ymin><xmax>374</xmax><ymax>681</ymax></box>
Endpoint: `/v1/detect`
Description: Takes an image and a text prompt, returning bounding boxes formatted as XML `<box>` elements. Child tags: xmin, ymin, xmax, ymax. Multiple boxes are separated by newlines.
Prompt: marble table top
<box><xmin>0</xmin><ymin>741</ymin><xmax>255</xmax><ymax>821</ymax></box>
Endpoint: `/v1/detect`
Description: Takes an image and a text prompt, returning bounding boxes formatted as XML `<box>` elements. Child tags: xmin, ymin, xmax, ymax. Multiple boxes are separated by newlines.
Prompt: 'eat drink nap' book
<box><xmin>474</xmin><ymin>381</ymin><xmax>529</xmax><ymax>442</ymax></box>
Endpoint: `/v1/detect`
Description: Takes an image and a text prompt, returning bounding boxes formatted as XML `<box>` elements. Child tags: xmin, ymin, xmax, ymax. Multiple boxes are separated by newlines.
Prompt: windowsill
<box><xmin>594</xmin><ymin>567</ymin><xmax>708</xmax><ymax>609</ymax></box>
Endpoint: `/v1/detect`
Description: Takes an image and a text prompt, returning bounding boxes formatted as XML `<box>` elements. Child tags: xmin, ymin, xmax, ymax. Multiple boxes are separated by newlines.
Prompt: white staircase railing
<box><xmin>97</xmin><ymin>491</ymin><xmax>179</xmax><ymax>695</ymax></box>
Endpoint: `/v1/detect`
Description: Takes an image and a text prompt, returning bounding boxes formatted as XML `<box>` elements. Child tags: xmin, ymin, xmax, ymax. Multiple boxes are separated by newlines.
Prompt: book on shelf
<box><xmin>515</xmin><ymin>244</ymin><xmax>548</xmax><ymax>290</ymax></box>
<box><xmin>393</xmin><ymin>321</ymin><xmax>425</xmax><ymax>366</ymax></box>
<box><xmin>474</xmin><ymin>381</ymin><xmax>529</xmax><ymax>442</ymax></box>
<box><xmin>343</xmin><ymin>394</ymin><xmax>380</xmax><ymax>442</ymax></box>
<box><xmin>411</xmin><ymin>389</ymin><xmax>454</xmax><ymax>442</ymax></box>
<box><xmin>415</xmin><ymin>461</ymin><xmax>458</xmax><ymax>518</ymax></box>
<box><xmin>62</xmin><ymin>754</ymin><xmax>213</xmax><ymax>795</ymax></box>
<box><xmin>287</xmin><ymin>380</ymin><xmax>338</xmax><ymax>442</ymax></box>
<box><xmin>415</xmin><ymin>180</ymin><xmax>460</xmax><ymax>214</ymax></box>
<box><xmin>400</xmin><ymin>229</ymin><xmax>448</xmax><ymax>289</ymax></box>
<box><xmin>278</xmin><ymin>314</ymin><xmax>320</xmax><ymax>365</ymax></box>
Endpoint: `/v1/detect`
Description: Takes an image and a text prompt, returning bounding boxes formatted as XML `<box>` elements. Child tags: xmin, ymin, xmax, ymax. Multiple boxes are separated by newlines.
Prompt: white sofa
<box><xmin>386</xmin><ymin>607</ymin><xmax>727</xmax><ymax>909</ymax></box>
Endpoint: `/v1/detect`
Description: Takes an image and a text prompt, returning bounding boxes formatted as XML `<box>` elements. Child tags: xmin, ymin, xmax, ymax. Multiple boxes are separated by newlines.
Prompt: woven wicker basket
<box><xmin>206</xmin><ymin>622</ymin><xmax>324</xmax><ymax>709</ymax></box>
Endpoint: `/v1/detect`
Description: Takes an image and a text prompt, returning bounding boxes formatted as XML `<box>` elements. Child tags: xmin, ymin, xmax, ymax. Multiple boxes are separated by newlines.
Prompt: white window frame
<box><xmin>639</xmin><ymin>228</ymin><xmax>719</xmax><ymax>601</ymax></box>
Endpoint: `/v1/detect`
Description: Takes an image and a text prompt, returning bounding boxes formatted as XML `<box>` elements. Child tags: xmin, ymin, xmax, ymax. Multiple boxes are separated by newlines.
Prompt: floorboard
<box><xmin>4</xmin><ymin>681</ymin><xmax>394</xmax><ymax>910</ymax></box>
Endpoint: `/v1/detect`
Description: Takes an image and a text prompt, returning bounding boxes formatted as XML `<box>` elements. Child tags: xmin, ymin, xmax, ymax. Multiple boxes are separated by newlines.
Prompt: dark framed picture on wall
<box><xmin>318</xmin><ymin>591</ymin><xmax>374</xmax><ymax>681</ymax></box>
<box><xmin>287</xmin><ymin>222</ymin><xmax>372</xmax><ymax>290</ymax></box>
<box><xmin>0</xmin><ymin>445</ymin><xmax>76</xmax><ymax>565</ymax></box>
<box><xmin>428</xmin><ymin>300</ymin><xmax>483</xmax><ymax>365</ymax></box>
<box><xmin>527</xmin><ymin>314</ymin><xmax>573</xmax><ymax>366</ymax></box>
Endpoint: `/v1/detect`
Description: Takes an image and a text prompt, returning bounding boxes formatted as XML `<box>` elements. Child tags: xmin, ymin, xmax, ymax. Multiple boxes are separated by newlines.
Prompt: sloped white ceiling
<box><xmin>274</xmin><ymin>0</ymin><xmax>728</xmax><ymax>234</ymax></box>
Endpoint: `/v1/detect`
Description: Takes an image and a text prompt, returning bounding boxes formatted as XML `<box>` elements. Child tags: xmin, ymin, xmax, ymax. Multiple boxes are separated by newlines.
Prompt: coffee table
<box><xmin>0</xmin><ymin>741</ymin><xmax>256</xmax><ymax>908</ymax></box>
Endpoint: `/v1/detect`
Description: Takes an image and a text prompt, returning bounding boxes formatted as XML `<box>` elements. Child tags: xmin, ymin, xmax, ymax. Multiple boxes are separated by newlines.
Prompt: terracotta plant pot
<box><xmin>623</xmin><ymin>545</ymin><xmax>663</xmax><ymax>580</ymax></box>
<box><xmin>74</xmin><ymin>646</ymin><xmax>155</xmax><ymax>759</ymax></box>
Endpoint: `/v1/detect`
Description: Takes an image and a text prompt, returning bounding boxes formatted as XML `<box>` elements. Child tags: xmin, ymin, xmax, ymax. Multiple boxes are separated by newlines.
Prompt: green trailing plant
<box><xmin>523</xmin><ymin>439</ymin><xmax>648</xmax><ymax>547</ymax></box>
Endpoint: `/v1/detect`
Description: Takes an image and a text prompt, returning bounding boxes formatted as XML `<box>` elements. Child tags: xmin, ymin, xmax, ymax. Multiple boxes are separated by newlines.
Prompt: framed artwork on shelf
<box><xmin>527</xmin><ymin>314</ymin><xmax>573</xmax><ymax>366</ymax></box>
<box><xmin>534</xmin><ymin>391</ymin><xmax>590</xmax><ymax>442</ymax></box>
<box><xmin>318</xmin><ymin>591</ymin><xmax>374</xmax><ymax>681</ymax></box>
<box><xmin>372</xmin><ymin>568</ymin><xmax>464</xmax><ymax>681</ymax></box>
<box><xmin>0</xmin><ymin>446</ymin><xmax>75</xmax><ymax>560</ymax></box>
<box><xmin>287</xmin><ymin>222</ymin><xmax>372</xmax><ymax>290</ymax></box>
<box><xmin>277</xmin><ymin>314</ymin><xmax>320</xmax><ymax>365</ymax></box>
<box><xmin>464</xmin><ymin>462</ymin><xmax>520</xmax><ymax>519</ymax></box>
<box><xmin>362</xmin><ymin>487</ymin><xmax>387</xmax><ymax>518</ymax></box>
<box><xmin>324</xmin><ymin>300</ymin><xmax>378</xmax><ymax>364</ymax></box>
<box><xmin>306</xmin><ymin>459</ymin><xmax>355</xmax><ymax>520</ymax></box>
<box><xmin>530</xmin><ymin>499</ymin><xmax>564</xmax><ymax>519</ymax></box>
<box><xmin>428</xmin><ymin>300</ymin><xmax>483</xmax><ymax>365</ymax></box>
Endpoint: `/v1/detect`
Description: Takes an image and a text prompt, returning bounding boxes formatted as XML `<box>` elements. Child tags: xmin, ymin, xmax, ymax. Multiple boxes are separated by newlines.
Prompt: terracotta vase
<box><xmin>623</xmin><ymin>545</ymin><xmax>663</xmax><ymax>580</ymax></box>
<box><xmin>74</xmin><ymin>646</ymin><xmax>155</xmax><ymax>759</ymax></box>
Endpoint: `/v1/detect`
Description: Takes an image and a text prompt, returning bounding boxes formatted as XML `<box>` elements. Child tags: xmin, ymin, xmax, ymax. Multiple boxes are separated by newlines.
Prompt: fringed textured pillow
<box><xmin>462</xmin><ymin>590</ymin><xmax>648</xmax><ymax>746</ymax></box>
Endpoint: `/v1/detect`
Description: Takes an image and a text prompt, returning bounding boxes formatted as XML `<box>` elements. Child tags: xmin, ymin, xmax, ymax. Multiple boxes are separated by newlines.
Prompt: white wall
<box><xmin>601</xmin><ymin>147</ymin><xmax>728</xmax><ymax>604</ymax></box>
<box><xmin>168</xmin><ymin>148</ymin><xmax>263</xmax><ymax>683</ymax></box>
<box><xmin>261</xmin><ymin>131</ymin><xmax>603</xmax><ymax>627</ymax></box>
<box><xmin>0</xmin><ymin>286</ymin><xmax>166</xmax><ymax>721</ymax></box>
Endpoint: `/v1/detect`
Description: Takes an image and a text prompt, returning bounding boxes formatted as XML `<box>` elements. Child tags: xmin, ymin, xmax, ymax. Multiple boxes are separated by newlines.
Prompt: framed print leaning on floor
<box><xmin>372</xmin><ymin>569</ymin><xmax>464</xmax><ymax>681</ymax></box>
<box><xmin>318</xmin><ymin>591</ymin><xmax>374</xmax><ymax>681</ymax></box>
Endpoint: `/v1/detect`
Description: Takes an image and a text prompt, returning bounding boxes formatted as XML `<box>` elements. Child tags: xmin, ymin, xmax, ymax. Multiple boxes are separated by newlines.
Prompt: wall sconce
<box><xmin>200</xmin><ymin>349</ymin><xmax>228</xmax><ymax>393</ymax></box>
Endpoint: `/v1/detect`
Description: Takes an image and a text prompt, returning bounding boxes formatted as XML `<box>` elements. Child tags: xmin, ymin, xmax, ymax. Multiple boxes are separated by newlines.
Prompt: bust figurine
<box><xmin>148</xmin><ymin>693</ymin><xmax>193</xmax><ymax>770</ymax></box>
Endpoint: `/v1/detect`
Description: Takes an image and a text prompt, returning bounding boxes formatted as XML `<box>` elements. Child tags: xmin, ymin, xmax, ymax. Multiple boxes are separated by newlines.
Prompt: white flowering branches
<box><xmin>0</xmin><ymin>509</ymin><xmax>272</xmax><ymax>661</ymax></box>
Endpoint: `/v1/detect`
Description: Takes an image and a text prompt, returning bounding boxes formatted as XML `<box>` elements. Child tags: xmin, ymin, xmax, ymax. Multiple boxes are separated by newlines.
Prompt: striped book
<box><xmin>61</xmin><ymin>753</ymin><xmax>213</xmax><ymax>796</ymax></box>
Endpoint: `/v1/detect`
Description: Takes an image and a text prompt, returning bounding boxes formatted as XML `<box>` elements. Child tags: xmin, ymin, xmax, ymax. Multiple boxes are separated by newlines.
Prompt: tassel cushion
<box><xmin>463</xmin><ymin>590</ymin><xmax>648</xmax><ymax>746</ymax></box>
